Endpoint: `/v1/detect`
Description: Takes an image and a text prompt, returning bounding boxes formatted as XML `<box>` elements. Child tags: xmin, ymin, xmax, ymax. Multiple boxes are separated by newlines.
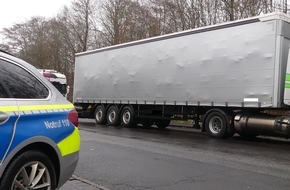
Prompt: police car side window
<box><xmin>0</xmin><ymin>59</ymin><xmax>49</xmax><ymax>99</ymax></box>
<box><xmin>0</xmin><ymin>84</ymin><xmax>8</xmax><ymax>98</ymax></box>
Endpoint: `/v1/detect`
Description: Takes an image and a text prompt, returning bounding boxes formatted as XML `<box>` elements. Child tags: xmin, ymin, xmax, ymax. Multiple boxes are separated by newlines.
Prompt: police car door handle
<box><xmin>0</xmin><ymin>112</ymin><xmax>9</xmax><ymax>125</ymax></box>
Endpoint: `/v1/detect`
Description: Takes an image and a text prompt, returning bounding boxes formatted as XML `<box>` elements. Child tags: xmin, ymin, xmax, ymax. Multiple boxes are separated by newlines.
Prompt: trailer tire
<box><xmin>121</xmin><ymin>106</ymin><xmax>136</xmax><ymax>128</ymax></box>
<box><xmin>95</xmin><ymin>105</ymin><xmax>107</xmax><ymax>125</ymax></box>
<box><xmin>107</xmin><ymin>105</ymin><xmax>120</xmax><ymax>126</ymax></box>
<box><xmin>155</xmin><ymin>119</ymin><xmax>170</xmax><ymax>129</ymax></box>
<box><xmin>205</xmin><ymin>111</ymin><xmax>228</xmax><ymax>138</ymax></box>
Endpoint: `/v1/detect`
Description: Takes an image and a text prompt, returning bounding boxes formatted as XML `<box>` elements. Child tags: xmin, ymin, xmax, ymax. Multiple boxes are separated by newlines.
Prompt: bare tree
<box><xmin>100</xmin><ymin>0</ymin><xmax>153</xmax><ymax>45</ymax></box>
<box><xmin>1</xmin><ymin>17</ymin><xmax>53</xmax><ymax>68</ymax></box>
<box><xmin>221</xmin><ymin>0</ymin><xmax>237</xmax><ymax>21</ymax></box>
<box><xmin>272</xmin><ymin>0</ymin><xmax>288</xmax><ymax>13</ymax></box>
<box><xmin>149</xmin><ymin>0</ymin><xmax>191</xmax><ymax>34</ymax></box>
<box><xmin>57</xmin><ymin>0</ymin><xmax>99</xmax><ymax>53</ymax></box>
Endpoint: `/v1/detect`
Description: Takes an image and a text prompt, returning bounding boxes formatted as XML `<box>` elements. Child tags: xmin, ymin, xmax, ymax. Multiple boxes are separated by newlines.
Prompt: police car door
<box><xmin>0</xmin><ymin>76</ymin><xmax>18</xmax><ymax>163</ymax></box>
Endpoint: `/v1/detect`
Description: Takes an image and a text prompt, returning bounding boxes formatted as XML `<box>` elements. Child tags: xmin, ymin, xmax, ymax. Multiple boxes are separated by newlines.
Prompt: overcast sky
<box><xmin>0</xmin><ymin>0</ymin><xmax>73</xmax><ymax>31</ymax></box>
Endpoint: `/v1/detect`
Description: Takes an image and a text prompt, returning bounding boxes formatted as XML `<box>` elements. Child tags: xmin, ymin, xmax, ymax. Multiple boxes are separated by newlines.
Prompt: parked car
<box><xmin>0</xmin><ymin>50</ymin><xmax>80</xmax><ymax>189</ymax></box>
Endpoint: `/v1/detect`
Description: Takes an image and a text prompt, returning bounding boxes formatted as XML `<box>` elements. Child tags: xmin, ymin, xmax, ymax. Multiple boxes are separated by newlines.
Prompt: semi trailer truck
<box><xmin>73</xmin><ymin>12</ymin><xmax>290</xmax><ymax>139</ymax></box>
<box><xmin>39</xmin><ymin>69</ymin><xmax>69</xmax><ymax>98</ymax></box>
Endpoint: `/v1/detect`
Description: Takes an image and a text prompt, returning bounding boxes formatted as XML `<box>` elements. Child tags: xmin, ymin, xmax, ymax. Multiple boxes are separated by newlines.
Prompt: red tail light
<box><xmin>198</xmin><ymin>115</ymin><xmax>203</xmax><ymax>122</ymax></box>
<box><xmin>68</xmin><ymin>109</ymin><xmax>79</xmax><ymax>127</ymax></box>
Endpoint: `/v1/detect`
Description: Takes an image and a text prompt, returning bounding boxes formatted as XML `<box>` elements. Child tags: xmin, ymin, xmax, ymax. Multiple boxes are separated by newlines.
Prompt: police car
<box><xmin>0</xmin><ymin>50</ymin><xmax>80</xmax><ymax>189</ymax></box>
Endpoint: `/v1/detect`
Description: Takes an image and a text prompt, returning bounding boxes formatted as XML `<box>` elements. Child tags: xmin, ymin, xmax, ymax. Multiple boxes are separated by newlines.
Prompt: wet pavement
<box><xmin>60</xmin><ymin>119</ymin><xmax>290</xmax><ymax>190</ymax></box>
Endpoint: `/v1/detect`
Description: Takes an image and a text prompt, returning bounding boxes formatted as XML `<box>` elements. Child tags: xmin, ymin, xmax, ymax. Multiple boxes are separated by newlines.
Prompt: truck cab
<box><xmin>39</xmin><ymin>69</ymin><xmax>69</xmax><ymax>98</ymax></box>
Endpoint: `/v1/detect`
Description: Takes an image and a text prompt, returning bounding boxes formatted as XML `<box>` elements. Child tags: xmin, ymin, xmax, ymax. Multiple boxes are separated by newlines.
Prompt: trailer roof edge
<box><xmin>258</xmin><ymin>11</ymin><xmax>290</xmax><ymax>23</ymax></box>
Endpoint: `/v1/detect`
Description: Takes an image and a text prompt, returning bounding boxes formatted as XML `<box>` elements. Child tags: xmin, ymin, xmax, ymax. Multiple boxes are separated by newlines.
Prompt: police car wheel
<box><xmin>0</xmin><ymin>150</ymin><xmax>56</xmax><ymax>190</ymax></box>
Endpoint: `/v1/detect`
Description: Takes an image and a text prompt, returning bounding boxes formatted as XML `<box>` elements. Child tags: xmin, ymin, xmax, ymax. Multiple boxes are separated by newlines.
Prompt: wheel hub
<box><xmin>96</xmin><ymin>109</ymin><xmax>102</xmax><ymax>121</ymax></box>
<box><xmin>123</xmin><ymin>111</ymin><xmax>131</xmax><ymax>124</ymax></box>
<box><xmin>209</xmin><ymin>116</ymin><xmax>222</xmax><ymax>134</ymax></box>
<box><xmin>109</xmin><ymin>110</ymin><xmax>116</xmax><ymax>122</ymax></box>
<box><xmin>13</xmin><ymin>161</ymin><xmax>51</xmax><ymax>190</ymax></box>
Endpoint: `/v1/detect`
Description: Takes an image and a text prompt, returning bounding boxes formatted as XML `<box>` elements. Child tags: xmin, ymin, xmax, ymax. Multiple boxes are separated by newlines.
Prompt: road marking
<box><xmin>71</xmin><ymin>174</ymin><xmax>110</xmax><ymax>190</ymax></box>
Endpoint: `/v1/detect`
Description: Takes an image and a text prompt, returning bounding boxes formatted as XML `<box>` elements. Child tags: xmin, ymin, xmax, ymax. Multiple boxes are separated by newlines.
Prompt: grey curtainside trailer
<box><xmin>74</xmin><ymin>12</ymin><xmax>290</xmax><ymax>139</ymax></box>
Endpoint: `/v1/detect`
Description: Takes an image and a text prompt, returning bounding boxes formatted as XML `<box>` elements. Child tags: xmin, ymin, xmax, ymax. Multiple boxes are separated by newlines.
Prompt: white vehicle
<box><xmin>39</xmin><ymin>69</ymin><xmax>69</xmax><ymax>98</ymax></box>
<box><xmin>74</xmin><ymin>12</ymin><xmax>290</xmax><ymax>139</ymax></box>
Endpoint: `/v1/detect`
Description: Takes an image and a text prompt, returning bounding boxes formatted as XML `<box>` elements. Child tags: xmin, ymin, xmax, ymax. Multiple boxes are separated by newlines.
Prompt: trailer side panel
<box><xmin>74</xmin><ymin>19</ymin><xmax>279</xmax><ymax>108</ymax></box>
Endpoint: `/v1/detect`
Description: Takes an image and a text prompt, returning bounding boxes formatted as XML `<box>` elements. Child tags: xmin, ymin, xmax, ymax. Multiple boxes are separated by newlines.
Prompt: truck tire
<box><xmin>141</xmin><ymin>119</ymin><xmax>154</xmax><ymax>128</ymax></box>
<box><xmin>121</xmin><ymin>106</ymin><xmax>136</xmax><ymax>127</ymax></box>
<box><xmin>155</xmin><ymin>119</ymin><xmax>170</xmax><ymax>129</ymax></box>
<box><xmin>95</xmin><ymin>105</ymin><xmax>106</xmax><ymax>125</ymax></box>
<box><xmin>107</xmin><ymin>105</ymin><xmax>120</xmax><ymax>126</ymax></box>
<box><xmin>205</xmin><ymin>111</ymin><xmax>228</xmax><ymax>138</ymax></box>
<box><xmin>0</xmin><ymin>150</ymin><xmax>56</xmax><ymax>190</ymax></box>
<box><xmin>237</xmin><ymin>131</ymin><xmax>258</xmax><ymax>139</ymax></box>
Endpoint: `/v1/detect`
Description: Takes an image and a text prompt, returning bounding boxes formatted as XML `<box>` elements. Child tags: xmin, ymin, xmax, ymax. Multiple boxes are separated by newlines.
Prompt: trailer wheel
<box><xmin>121</xmin><ymin>106</ymin><xmax>136</xmax><ymax>127</ymax></box>
<box><xmin>205</xmin><ymin>111</ymin><xmax>228</xmax><ymax>138</ymax></box>
<box><xmin>107</xmin><ymin>105</ymin><xmax>120</xmax><ymax>126</ymax></box>
<box><xmin>95</xmin><ymin>105</ymin><xmax>106</xmax><ymax>125</ymax></box>
<box><xmin>155</xmin><ymin>119</ymin><xmax>171</xmax><ymax>129</ymax></box>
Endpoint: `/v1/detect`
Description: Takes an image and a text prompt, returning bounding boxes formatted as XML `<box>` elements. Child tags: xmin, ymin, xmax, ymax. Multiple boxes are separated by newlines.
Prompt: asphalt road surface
<box><xmin>63</xmin><ymin>119</ymin><xmax>290</xmax><ymax>190</ymax></box>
